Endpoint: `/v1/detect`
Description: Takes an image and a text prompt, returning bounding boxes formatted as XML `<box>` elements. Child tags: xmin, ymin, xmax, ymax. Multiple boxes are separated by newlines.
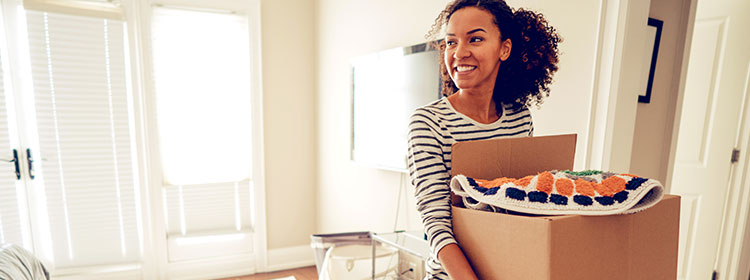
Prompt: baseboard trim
<box><xmin>167</xmin><ymin>254</ymin><xmax>257</xmax><ymax>280</ymax></box>
<box><xmin>265</xmin><ymin>245</ymin><xmax>316</xmax><ymax>272</ymax></box>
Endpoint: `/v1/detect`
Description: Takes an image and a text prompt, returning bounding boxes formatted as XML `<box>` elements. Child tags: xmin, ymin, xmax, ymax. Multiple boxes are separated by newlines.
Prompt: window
<box><xmin>0</xmin><ymin>0</ymin><xmax>265</xmax><ymax>278</ymax></box>
<box><xmin>151</xmin><ymin>7</ymin><xmax>252</xmax><ymax>186</ymax></box>
<box><xmin>150</xmin><ymin>6</ymin><xmax>256</xmax><ymax>262</ymax></box>
<box><xmin>25</xmin><ymin>9</ymin><xmax>141</xmax><ymax>268</ymax></box>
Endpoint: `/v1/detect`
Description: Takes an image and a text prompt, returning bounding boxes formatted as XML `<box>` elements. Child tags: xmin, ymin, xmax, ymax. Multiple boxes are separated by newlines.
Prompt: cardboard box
<box><xmin>450</xmin><ymin>134</ymin><xmax>680</xmax><ymax>280</ymax></box>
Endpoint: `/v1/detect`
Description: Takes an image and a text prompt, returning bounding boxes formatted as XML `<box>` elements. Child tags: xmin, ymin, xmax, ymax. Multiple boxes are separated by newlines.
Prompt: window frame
<box><xmin>133</xmin><ymin>0</ymin><xmax>267</xmax><ymax>278</ymax></box>
<box><xmin>0</xmin><ymin>0</ymin><xmax>267</xmax><ymax>278</ymax></box>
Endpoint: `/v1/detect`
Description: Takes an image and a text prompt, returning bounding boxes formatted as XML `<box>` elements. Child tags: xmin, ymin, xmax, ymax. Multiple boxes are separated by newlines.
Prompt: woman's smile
<box><xmin>443</xmin><ymin>7</ymin><xmax>511</xmax><ymax>93</ymax></box>
<box><xmin>454</xmin><ymin>64</ymin><xmax>478</xmax><ymax>75</ymax></box>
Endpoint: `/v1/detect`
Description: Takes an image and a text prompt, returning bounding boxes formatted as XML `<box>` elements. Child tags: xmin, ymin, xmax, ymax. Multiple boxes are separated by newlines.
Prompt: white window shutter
<box><xmin>26</xmin><ymin>10</ymin><xmax>140</xmax><ymax>267</ymax></box>
<box><xmin>0</xmin><ymin>53</ymin><xmax>26</xmax><ymax>248</ymax></box>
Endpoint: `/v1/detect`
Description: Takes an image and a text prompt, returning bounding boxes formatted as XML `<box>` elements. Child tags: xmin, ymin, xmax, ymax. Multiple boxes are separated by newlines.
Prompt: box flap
<box><xmin>450</xmin><ymin>134</ymin><xmax>576</xmax><ymax>206</ymax></box>
<box><xmin>451</xmin><ymin>134</ymin><xmax>576</xmax><ymax>178</ymax></box>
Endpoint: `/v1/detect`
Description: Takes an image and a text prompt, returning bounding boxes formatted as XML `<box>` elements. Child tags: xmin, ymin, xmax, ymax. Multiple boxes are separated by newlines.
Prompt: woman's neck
<box><xmin>448</xmin><ymin>89</ymin><xmax>500</xmax><ymax>124</ymax></box>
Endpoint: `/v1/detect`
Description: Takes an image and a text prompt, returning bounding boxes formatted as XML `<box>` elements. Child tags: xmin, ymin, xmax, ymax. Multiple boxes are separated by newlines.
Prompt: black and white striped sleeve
<box><xmin>528</xmin><ymin>113</ymin><xmax>534</xmax><ymax>136</ymax></box>
<box><xmin>407</xmin><ymin>110</ymin><xmax>455</xmax><ymax>260</ymax></box>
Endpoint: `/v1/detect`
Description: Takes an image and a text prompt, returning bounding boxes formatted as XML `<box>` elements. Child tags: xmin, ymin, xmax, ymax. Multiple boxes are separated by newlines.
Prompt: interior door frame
<box><xmin>663</xmin><ymin>0</ymin><xmax>750</xmax><ymax>278</ymax></box>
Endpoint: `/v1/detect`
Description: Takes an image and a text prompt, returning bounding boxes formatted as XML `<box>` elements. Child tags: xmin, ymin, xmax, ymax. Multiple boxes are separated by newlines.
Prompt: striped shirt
<box><xmin>407</xmin><ymin>97</ymin><xmax>534</xmax><ymax>279</ymax></box>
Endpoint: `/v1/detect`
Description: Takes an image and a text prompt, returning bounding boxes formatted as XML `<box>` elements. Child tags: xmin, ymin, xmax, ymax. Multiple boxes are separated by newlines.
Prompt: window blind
<box><xmin>0</xmin><ymin>51</ymin><xmax>26</xmax><ymax>248</ymax></box>
<box><xmin>26</xmin><ymin>10</ymin><xmax>141</xmax><ymax>268</ymax></box>
<box><xmin>162</xmin><ymin>181</ymin><xmax>252</xmax><ymax>235</ymax></box>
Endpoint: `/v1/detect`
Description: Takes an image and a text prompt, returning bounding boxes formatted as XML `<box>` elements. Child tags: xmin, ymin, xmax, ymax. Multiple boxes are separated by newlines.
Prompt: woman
<box><xmin>407</xmin><ymin>0</ymin><xmax>561</xmax><ymax>279</ymax></box>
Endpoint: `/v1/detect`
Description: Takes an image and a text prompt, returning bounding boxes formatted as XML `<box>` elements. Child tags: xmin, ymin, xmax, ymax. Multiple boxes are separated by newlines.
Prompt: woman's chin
<box><xmin>453</xmin><ymin>82</ymin><xmax>480</xmax><ymax>91</ymax></box>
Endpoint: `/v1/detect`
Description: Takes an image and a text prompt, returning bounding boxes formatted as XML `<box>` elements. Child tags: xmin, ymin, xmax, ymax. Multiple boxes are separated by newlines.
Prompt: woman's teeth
<box><xmin>456</xmin><ymin>65</ymin><xmax>476</xmax><ymax>72</ymax></box>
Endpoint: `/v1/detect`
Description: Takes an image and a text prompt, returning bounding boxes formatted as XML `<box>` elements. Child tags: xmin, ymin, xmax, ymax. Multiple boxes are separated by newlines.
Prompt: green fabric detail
<box><xmin>562</xmin><ymin>170</ymin><xmax>603</xmax><ymax>176</ymax></box>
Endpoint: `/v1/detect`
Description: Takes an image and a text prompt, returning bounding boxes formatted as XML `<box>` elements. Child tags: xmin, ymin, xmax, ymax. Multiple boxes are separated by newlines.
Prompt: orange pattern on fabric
<box><xmin>601</xmin><ymin>176</ymin><xmax>627</xmax><ymax>194</ymax></box>
<box><xmin>574</xmin><ymin>179</ymin><xmax>596</xmax><ymax>196</ymax></box>
<box><xmin>536</xmin><ymin>172</ymin><xmax>555</xmax><ymax>194</ymax></box>
<box><xmin>555</xmin><ymin>178</ymin><xmax>574</xmax><ymax>196</ymax></box>
<box><xmin>475</xmin><ymin>177</ymin><xmax>514</xmax><ymax>187</ymax></box>
<box><xmin>514</xmin><ymin>176</ymin><xmax>534</xmax><ymax>187</ymax></box>
<box><xmin>474</xmin><ymin>179</ymin><xmax>489</xmax><ymax>187</ymax></box>
<box><xmin>622</xmin><ymin>173</ymin><xmax>640</xmax><ymax>178</ymax></box>
<box><xmin>472</xmin><ymin>173</ymin><xmax>631</xmax><ymax>197</ymax></box>
<box><xmin>592</xmin><ymin>182</ymin><xmax>613</xmax><ymax>196</ymax></box>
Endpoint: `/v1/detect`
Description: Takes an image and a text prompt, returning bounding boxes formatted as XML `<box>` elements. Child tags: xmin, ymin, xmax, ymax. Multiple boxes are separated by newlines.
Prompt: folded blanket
<box><xmin>0</xmin><ymin>244</ymin><xmax>49</xmax><ymax>280</ymax></box>
<box><xmin>450</xmin><ymin>170</ymin><xmax>664</xmax><ymax>215</ymax></box>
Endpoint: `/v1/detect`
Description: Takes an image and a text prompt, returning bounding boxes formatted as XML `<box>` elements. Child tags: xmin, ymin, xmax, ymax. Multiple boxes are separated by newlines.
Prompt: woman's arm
<box><xmin>407</xmin><ymin>109</ymin><xmax>478</xmax><ymax>279</ymax></box>
<box><xmin>438</xmin><ymin>244</ymin><xmax>478</xmax><ymax>280</ymax></box>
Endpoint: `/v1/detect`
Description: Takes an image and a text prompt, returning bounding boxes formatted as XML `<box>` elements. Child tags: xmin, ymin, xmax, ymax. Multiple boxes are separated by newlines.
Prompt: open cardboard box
<box><xmin>450</xmin><ymin>134</ymin><xmax>680</xmax><ymax>280</ymax></box>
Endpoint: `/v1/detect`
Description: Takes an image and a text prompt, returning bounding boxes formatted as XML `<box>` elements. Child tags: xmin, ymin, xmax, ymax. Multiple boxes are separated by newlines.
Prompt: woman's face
<box><xmin>444</xmin><ymin>7</ymin><xmax>511</xmax><ymax>93</ymax></box>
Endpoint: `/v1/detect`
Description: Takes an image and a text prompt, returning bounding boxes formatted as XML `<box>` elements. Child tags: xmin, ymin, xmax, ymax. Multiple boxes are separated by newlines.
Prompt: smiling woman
<box><xmin>407</xmin><ymin>0</ymin><xmax>561</xmax><ymax>279</ymax></box>
<box><xmin>444</xmin><ymin>8</ymin><xmax>510</xmax><ymax>110</ymax></box>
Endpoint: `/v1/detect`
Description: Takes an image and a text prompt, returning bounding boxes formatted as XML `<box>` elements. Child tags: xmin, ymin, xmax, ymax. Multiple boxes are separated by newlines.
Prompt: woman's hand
<box><xmin>437</xmin><ymin>243</ymin><xmax>478</xmax><ymax>280</ymax></box>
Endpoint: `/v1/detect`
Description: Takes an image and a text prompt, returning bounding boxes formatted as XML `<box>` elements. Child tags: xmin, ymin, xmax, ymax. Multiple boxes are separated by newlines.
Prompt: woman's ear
<box><xmin>499</xmin><ymin>38</ymin><xmax>512</xmax><ymax>61</ymax></box>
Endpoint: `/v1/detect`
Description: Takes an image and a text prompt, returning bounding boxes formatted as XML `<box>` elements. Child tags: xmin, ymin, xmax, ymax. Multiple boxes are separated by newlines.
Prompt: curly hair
<box><xmin>427</xmin><ymin>0</ymin><xmax>561</xmax><ymax>111</ymax></box>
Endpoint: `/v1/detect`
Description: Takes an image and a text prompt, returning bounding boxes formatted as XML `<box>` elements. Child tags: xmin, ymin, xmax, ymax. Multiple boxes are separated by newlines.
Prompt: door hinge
<box><xmin>712</xmin><ymin>270</ymin><xmax>718</xmax><ymax>280</ymax></box>
<box><xmin>731</xmin><ymin>148</ymin><xmax>740</xmax><ymax>163</ymax></box>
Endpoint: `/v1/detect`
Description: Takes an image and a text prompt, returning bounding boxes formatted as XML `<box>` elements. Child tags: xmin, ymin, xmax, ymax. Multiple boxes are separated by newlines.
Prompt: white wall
<box><xmin>315</xmin><ymin>0</ymin><xmax>445</xmax><ymax>234</ymax></box>
<box><xmin>507</xmin><ymin>0</ymin><xmax>602</xmax><ymax>170</ymax></box>
<box><xmin>261</xmin><ymin>0</ymin><xmax>317</xmax><ymax>250</ymax></box>
<box><xmin>315</xmin><ymin>0</ymin><xmax>616</xmax><ymax>234</ymax></box>
<box><xmin>629</xmin><ymin>0</ymin><xmax>691</xmax><ymax>183</ymax></box>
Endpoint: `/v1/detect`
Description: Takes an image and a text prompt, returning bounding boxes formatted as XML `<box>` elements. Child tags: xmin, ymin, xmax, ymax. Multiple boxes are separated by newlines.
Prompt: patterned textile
<box><xmin>0</xmin><ymin>244</ymin><xmax>49</xmax><ymax>280</ymax></box>
<box><xmin>450</xmin><ymin>170</ymin><xmax>664</xmax><ymax>215</ymax></box>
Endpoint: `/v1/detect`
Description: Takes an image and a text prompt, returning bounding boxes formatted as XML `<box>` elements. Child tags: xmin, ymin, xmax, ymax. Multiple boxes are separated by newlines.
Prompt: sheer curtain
<box><xmin>151</xmin><ymin>6</ymin><xmax>254</xmax><ymax>261</ymax></box>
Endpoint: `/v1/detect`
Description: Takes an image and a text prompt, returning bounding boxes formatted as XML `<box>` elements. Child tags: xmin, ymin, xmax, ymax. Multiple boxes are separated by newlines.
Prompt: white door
<box><xmin>670</xmin><ymin>0</ymin><xmax>750</xmax><ymax>278</ymax></box>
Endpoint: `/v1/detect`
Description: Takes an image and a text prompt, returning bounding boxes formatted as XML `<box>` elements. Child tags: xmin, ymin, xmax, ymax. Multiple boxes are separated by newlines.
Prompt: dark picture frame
<box><xmin>640</xmin><ymin>17</ymin><xmax>663</xmax><ymax>104</ymax></box>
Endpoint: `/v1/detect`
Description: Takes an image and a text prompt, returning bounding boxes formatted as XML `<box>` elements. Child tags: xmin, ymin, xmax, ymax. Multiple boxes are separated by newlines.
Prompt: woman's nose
<box><xmin>454</xmin><ymin>42</ymin><xmax>471</xmax><ymax>59</ymax></box>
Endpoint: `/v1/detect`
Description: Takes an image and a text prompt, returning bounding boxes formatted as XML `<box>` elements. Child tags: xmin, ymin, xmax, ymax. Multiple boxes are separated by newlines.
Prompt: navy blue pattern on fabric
<box><xmin>595</xmin><ymin>196</ymin><xmax>615</xmax><ymax>206</ymax></box>
<box><xmin>474</xmin><ymin>185</ymin><xmax>489</xmax><ymax>193</ymax></box>
<box><xmin>528</xmin><ymin>191</ymin><xmax>548</xmax><ymax>203</ymax></box>
<box><xmin>549</xmin><ymin>194</ymin><xmax>568</xmax><ymax>205</ymax></box>
<box><xmin>626</xmin><ymin>177</ymin><xmax>648</xmax><ymax>190</ymax></box>
<box><xmin>484</xmin><ymin>187</ymin><xmax>500</xmax><ymax>195</ymax></box>
<box><xmin>613</xmin><ymin>191</ymin><xmax>629</xmax><ymax>203</ymax></box>
<box><xmin>573</xmin><ymin>195</ymin><xmax>593</xmax><ymax>206</ymax></box>
<box><xmin>506</xmin><ymin>187</ymin><xmax>527</xmax><ymax>200</ymax></box>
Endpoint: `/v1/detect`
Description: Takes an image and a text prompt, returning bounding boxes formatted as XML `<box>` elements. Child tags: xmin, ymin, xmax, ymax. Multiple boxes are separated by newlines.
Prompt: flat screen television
<box><xmin>350</xmin><ymin>42</ymin><xmax>443</xmax><ymax>172</ymax></box>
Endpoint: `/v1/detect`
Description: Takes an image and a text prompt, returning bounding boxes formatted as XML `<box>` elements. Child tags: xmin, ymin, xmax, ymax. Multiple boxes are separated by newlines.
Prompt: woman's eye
<box><xmin>445</xmin><ymin>40</ymin><xmax>456</xmax><ymax>46</ymax></box>
<box><xmin>470</xmin><ymin>37</ymin><xmax>484</xmax><ymax>43</ymax></box>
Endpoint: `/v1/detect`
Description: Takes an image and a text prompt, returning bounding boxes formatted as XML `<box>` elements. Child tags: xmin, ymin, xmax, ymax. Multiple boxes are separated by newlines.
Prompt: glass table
<box><xmin>371</xmin><ymin>231</ymin><xmax>430</xmax><ymax>279</ymax></box>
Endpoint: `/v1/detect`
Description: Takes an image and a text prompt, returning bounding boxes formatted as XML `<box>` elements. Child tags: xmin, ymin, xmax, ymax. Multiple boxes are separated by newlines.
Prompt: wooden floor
<box><xmin>217</xmin><ymin>266</ymin><xmax>318</xmax><ymax>280</ymax></box>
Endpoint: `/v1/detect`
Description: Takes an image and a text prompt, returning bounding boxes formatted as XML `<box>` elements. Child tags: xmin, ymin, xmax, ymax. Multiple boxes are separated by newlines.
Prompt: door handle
<box><xmin>0</xmin><ymin>149</ymin><xmax>20</xmax><ymax>179</ymax></box>
<box><xmin>13</xmin><ymin>149</ymin><xmax>19</xmax><ymax>180</ymax></box>
<box><xmin>26</xmin><ymin>148</ymin><xmax>34</xmax><ymax>180</ymax></box>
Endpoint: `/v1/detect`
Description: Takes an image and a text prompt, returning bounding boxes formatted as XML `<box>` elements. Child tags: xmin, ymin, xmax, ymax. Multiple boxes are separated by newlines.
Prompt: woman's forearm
<box><xmin>437</xmin><ymin>243</ymin><xmax>478</xmax><ymax>280</ymax></box>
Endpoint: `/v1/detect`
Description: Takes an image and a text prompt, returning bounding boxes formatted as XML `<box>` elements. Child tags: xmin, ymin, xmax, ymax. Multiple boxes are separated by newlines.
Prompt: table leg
<box><xmin>371</xmin><ymin>239</ymin><xmax>376</xmax><ymax>279</ymax></box>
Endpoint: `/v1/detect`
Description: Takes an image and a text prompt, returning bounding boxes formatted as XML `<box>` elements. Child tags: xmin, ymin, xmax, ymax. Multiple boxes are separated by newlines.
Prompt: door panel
<box><xmin>0</xmin><ymin>53</ymin><xmax>26</xmax><ymax>247</ymax></box>
<box><xmin>671</xmin><ymin>0</ymin><xmax>750</xmax><ymax>278</ymax></box>
<box><xmin>676</xmin><ymin>19</ymin><xmax>725</xmax><ymax>166</ymax></box>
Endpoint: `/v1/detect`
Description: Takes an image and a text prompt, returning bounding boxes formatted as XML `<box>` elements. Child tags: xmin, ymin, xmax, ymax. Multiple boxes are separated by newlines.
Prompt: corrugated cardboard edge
<box><xmin>450</xmin><ymin>134</ymin><xmax>577</xmax><ymax>279</ymax></box>
<box><xmin>450</xmin><ymin>134</ymin><xmax>577</xmax><ymax>207</ymax></box>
